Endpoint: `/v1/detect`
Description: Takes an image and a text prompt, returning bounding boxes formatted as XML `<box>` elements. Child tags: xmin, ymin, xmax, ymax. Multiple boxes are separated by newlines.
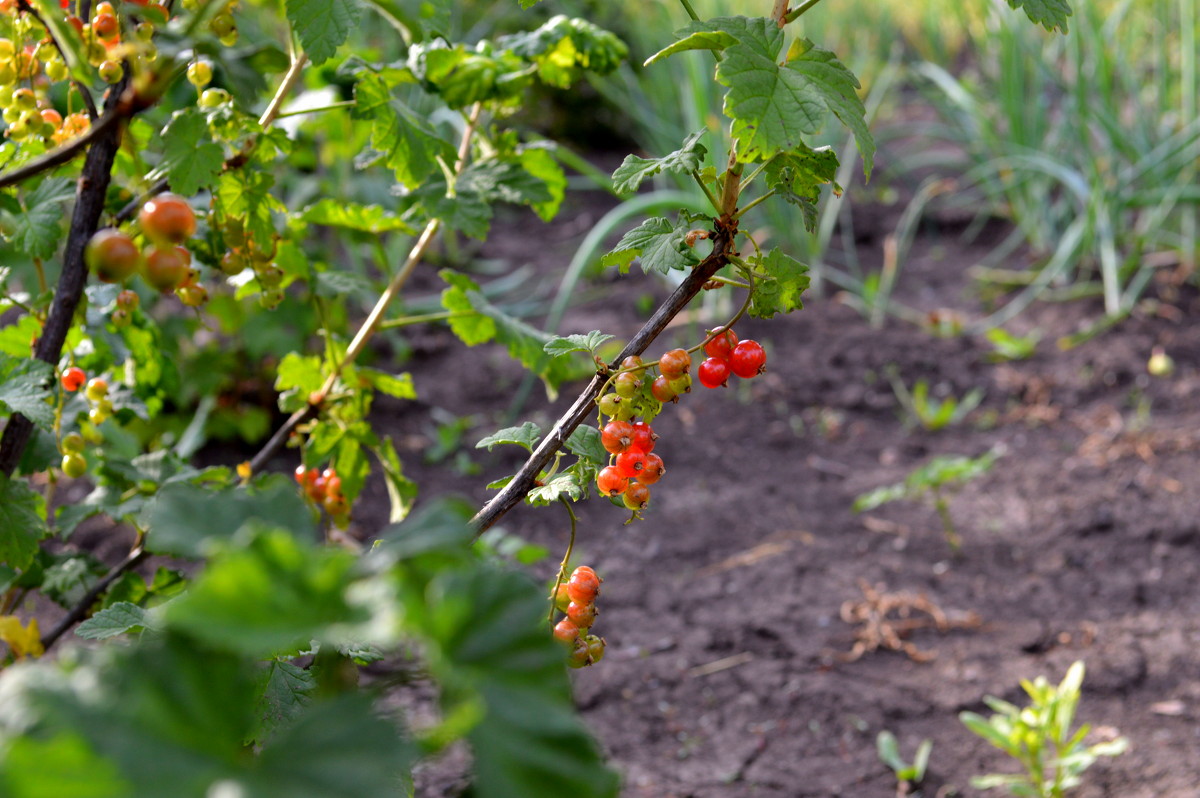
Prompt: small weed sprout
<box><xmin>853</xmin><ymin>450</ymin><xmax>1000</xmax><ymax>552</ymax></box>
<box><xmin>960</xmin><ymin>661</ymin><xmax>1127</xmax><ymax>798</ymax></box>
<box><xmin>877</xmin><ymin>730</ymin><xmax>932</xmax><ymax>796</ymax></box>
<box><xmin>887</xmin><ymin>369</ymin><xmax>985</xmax><ymax>431</ymax></box>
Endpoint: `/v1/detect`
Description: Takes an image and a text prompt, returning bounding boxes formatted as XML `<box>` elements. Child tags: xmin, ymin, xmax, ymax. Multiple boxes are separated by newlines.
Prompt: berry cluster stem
<box><xmin>548</xmin><ymin>496</ymin><xmax>578</xmax><ymax>625</ymax></box>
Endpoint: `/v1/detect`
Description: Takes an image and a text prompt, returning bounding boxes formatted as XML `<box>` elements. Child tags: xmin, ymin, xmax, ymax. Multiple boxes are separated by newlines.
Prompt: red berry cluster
<box><xmin>294</xmin><ymin>465</ymin><xmax>350</xmax><ymax>527</ymax></box>
<box><xmin>551</xmin><ymin>566</ymin><xmax>606</xmax><ymax>668</ymax></box>
<box><xmin>696</xmin><ymin>327</ymin><xmax>766</xmax><ymax>389</ymax></box>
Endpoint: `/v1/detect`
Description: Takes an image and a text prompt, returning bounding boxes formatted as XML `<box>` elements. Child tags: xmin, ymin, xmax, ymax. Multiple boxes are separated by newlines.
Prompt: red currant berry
<box><xmin>620</xmin><ymin>355</ymin><xmax>643</xmax><ymax>370</ymax></box>
<box><xmin>629</xmin><ymin>421</ymin><xmax>656</xmax><ymax>452</ymax></box>
<box><xmin>596</xmin><ymin>465</ymin><xmax>629</xmax><ymax>497</ymax></box>
<box><xmin>698</xmin><ymin>357</ymin><xmax>730</xmax><ymax>388</ymax></box>
<box><xmin>704</xmin><ymin>326</ymin><xmax>739</xmax><ymax>360</ymax></box>
<box><xmin>650</xmin><ymin>375</ymin><xmax>678</xmax><ymax>403</ymax></box>
<box><xmin>139</xmin><ymin>193</ymin><xmax>196</xmax><ymax>244</ymax></box>
<box><xmin>91</xmin><ymin>12</ymin><xmax>118</xmax><ymax>38</ymax></box>
<box><xmin>600</xmin><ymin>420</ymin><xmax>634</xmax><ymax>454</ymax></box>
<box><xmin>553</xmin><ymin>618</ymin><xmax>580</xmax><ymax>646</ymax></box>
<box><xmin>61</xmin><ymin>366</ymin><xmax>86</xmax><ymax>392</ymax></box>
<box><xmin>585</xmin><ymin>634</ymin><xmax>606</xmax><ymax>664</ymax></box>
<box><xmin>614</xmin><ymin>371</ymin><xmax>641</xmax><ymax>398</ymax></box>
<box><xmin>116</xmin><ymin>289</ymin><xmax>139</xmax><ymax>309</ymax></box>
<box><xmin>567</xmin><ymin>567</ymin><xmax>600</xmax><ymax>604</ymax></box>
<box><xmin>638</xmin><ymin>453</ymin><xmax>665</xmax><ymax>485</ymax></box>
<box><xmin>658</xmin><ymin>348</ymin><xmax>691</xmax><ymax>379</ymax></box>
<box><xmin>293</xmin><ymin>465</ymin><xmax>308</xmax><ymax>484</ymax></box>
<box><xmin>567</xmin><ymin>637</ymin><xmax>590</xmax><ymax>668</ymax></box>
<box><xmin>623</xmin><ymin>481</ymin><xmax>650</xmax><ymax>510</ymax></box>
<box><xmin>615</xmin><ymin>449</ymin><xmax>647</xmax><ymax>479</ymax></box>
<box><xmin>729</xmin><ymin>340</ymin><xmax>767</xmax><ymax>378</ymax></box>
<box><xmin>566</xmin><ymin>601</ymin><xmax>597</xmax><ymax>629</ymax></box>
<box><xmin>142</xmin><ymin>246</ymin><xmax>188</xmax><ymax>292</ymax></box>
<box><xmin>550</xmin><ymin>583</ymin><xmax>572</xmax><ymax>613</ymax></box>
<box><xmin>85</xmin><ymin>229</ymin><xmax>141</xmax><ymax>283</ymax></box>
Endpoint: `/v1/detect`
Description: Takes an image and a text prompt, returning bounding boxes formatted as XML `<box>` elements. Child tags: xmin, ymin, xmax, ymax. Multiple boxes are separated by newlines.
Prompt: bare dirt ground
<box><xmin>366</xmin><ymin>185</ymin><xmax>1200</xmax><ymax>797</ymax></box>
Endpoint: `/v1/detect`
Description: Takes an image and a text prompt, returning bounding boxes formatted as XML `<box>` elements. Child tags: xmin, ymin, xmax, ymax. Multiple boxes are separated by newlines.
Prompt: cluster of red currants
<box><xmin>86</xmin><ymin>193</ymin><xmax>204</xmax><ymax>306</ymax></box>
<box><xmin>596</xmin><ymin>414</ymin><xmax>662</xmax><ymax>511</ymax></box>
<box><xmin>696</xmin><ymin>326</ymin><xmax>766</xmax><ymax>388</ymax></box>
<box><xmin>294</xmin><ymin>465</ymin><xmax>350</xmax><ymax>528</ymax></box>
<box><xmin>551</xmin><ymin>566</ymin><xmax>606</xmax><ymax>668</ymax></box>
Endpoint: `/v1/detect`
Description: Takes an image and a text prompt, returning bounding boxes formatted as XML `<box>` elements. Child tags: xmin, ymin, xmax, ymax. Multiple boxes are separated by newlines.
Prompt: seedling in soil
<box><xmin>877</xmin><ymin>730</ymin><xmax>932</xmax><ymax>797</ymax></box>
<box><xmin>887</xmin><ymin>369</ymin><xmax>985</xmax><ymax>431</ymax></box>
<box><xmin>853</xmin><ymin>450</ymin><xmax>999</xmax><ymax>552</ymax></box>
<box><xmin>985</xmin><ymin>328</ymin><xmax>1041</xmax><ymax>362</ymax></box>
<box><xmin>960</xmin><ymin>661</ymin><xmax>1127</xmax><ymax>797</ymax></box>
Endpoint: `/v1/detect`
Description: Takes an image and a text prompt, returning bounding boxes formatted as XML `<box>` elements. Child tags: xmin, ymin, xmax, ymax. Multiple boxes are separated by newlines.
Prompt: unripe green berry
<box><xmin>187</xmin><ymin>60</ymin><xmax>212</xmax><ymax>87</ymax></box>
<box><xmin>62</xmin><ymin>452</ymin><xmax>88</xmax><ymax>478</ymax></box>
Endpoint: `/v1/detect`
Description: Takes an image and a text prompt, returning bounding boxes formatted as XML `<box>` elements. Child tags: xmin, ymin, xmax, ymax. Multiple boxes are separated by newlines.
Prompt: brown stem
<box><xmin>39</xmin><ymin>544</ymin><xmax>146</xmax><ymax>651</ymax></box>
<box><xmin>469</xmin><ymin>222</ymin><xmax>737</xmax><ymax>537</ymax></box>
<box><xmin>0</xmin><ymin>89</ymin><xmax>134</xmax><ymax>476</ymax></box>
<box><xmin>0</xmin><ymin>110</ymin><xmax>119</xmax><ymax>191</ymax></box>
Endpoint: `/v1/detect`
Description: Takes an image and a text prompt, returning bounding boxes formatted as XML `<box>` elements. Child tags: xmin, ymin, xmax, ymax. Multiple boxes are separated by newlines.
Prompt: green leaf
<box><xmin>0</xmin><ymin>474</ymin><xmax>46</xmax><ymax>570</ymax></box>
<box><xmin>0</xmin><ymin>354</ymin><xmax>54</xmax><ymax>431</ymax></box>
<box><xmin>476</xmin><ymin>422</ymin><xmax>541</xmax><ymax>453</ymax></box>
<box><xmin>165</xmin><ymin>526</ymin><xmax>361</xmax><ymax>657</ymax></box>
<box><xmin>285</xmin><ymin>0</ymin><xmax>363</xmax><ymax>65</ymax></box>
<box><xmin>216</xmin><ymin>169</ymin><xmax>281</xmax><ymax>250</ymax></box>
<box><xmin>299</xmin><ymin>199</ymin><xmax>417</xmax><ymax>234</ymax></box>
<box><xmin>1007</xmin><ymin>0</ymin><xmax>1072</xmax><ymax>32</ymax></box>
<box><xmin>275</xmin><ymin>352</ymin><xmax>325</xmax><ymax>395</ymax></box>
<box><xmin>1</xmin><ymin>178</ymin><xmax>73</xmax><ymax>260</ymax></box>
<box><xmin>763</xmin><ymin>145</ymin><xmax>841</xmax><ymax>233</ymax></box>
<box><xmin>519</xmin><ymin>147</ymin><xmax>566</xmax><ymax>221</ymax></box>
<box><xmin>748</xmin><ymin>248</ymin><xmax>810</xmax><ymax>318</ymax></box>
<box><xmin>612</xmin><ymin>130</ymin><xmax>708</xmax><ymax>195</ymax></box>
<box><xmin>142</xmin><ymin>475</ymin><xmax>316</xmax><ymax>558</ymax></box>
<box><xmin>75</xmin><ymin>602</ymin><xmax>150</xmax><ymax>640</ymax></box>
<box><xmin>160</xmin><ymin>109</ymin><xmax>224</xmax><ymax>196</ymax></box>
<box><xmin>354</xmin><ymin>72</ymin><xmax>455</xmax><ymax>189</ymax></box>
<box><xmin>526</xmin><ymin>470</ymin><xmax>586</xmax><ymax>505</ymax></box>
<box><xmin>564</xmin><ymin>425</ymin><xmax>605</xmax><ymax>464</ymax></box>
<box><xmin>460</xmin><ymin>156</ymin><xmax>553</xmax><ymax>210</ymax></box>
<box><xmin>600</xmin><ymin>215</ymin><xmax>700</xmax><ymax>274</ymax></box>
<box><xmin>373</xmin><ymin>436</ymin><xmax>417</xmax><ymax>524</ymax></box>
<box><xmin>543</xmin><ymin>331</ymin><xmax>613</xmax><ymax>358</ymax></box>
<box><xmin>0</xmin><ymin>732</ymin><xmax>130</xmax><ymax>798</ymax></box>
<box><xmin>251</xmin><ymin>660</ymin><xmax>315</xmax><ymax>746</ymax></box>
<box><xmin>497</xmin><ymin>15</ymin><xmax>628</xmax><ymax>88</ymax></box>
<box><xmin>359</xmin><ymin>367</ymin><xmax>416</xmax><ymax>399</ymax></box>
<box><xmin>782</xmin><ymin>39</ymin><xmax>874</xmax><ymax>177</ymax></box>
<box><xmin>644</xmin><ymin>29</ymin><xmax>738</xmax><ymax>65</ymax></box>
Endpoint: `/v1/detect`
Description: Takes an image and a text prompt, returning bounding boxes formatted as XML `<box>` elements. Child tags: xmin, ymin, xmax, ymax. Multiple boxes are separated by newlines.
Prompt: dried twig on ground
<box><xmin>838</xmin><ymin>579</ymin><xmax>980</xmax><ymax>663</ymax></box>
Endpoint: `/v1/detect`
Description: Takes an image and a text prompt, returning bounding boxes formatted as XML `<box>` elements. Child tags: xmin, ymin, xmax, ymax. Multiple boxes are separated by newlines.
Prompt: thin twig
<box><xmin>469</xmin><ymin>222</ymin><xmax>738</xmax><ymax>537</ymax></box>
<box><xmin>39</xmin><ymin>545</ymin><xmax>146</xmax><ymax>650</ymax></box>
<box><xmin>0</xmin><ymin>111</ymin><xmax>119</xmax><ymax>191</ymax></box>
<box><xmin>547</xmin><ymin>497</ymin><xmax>578</xmax><ymax>625</ymax></box>
<box><xmin>258</xmin><ymin>52</ymin><xmax>309</xmax><ymax>128</ymax></box>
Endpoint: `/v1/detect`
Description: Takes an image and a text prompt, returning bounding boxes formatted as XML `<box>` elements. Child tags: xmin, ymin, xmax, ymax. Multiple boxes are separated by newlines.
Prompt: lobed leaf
<box><xmin>285</xmin><ymin>0</ymin><xmax>363</xmax><ymax>65</ymax></box>
<box><xmin>612</xmin><ymin>130</ymin><xmax>708</xmax><ymax>195</ymax></box>
<box><xmin>748</xmin><ymin>248</ymin><xmax>810</xmax><ymax>318</ymax></box>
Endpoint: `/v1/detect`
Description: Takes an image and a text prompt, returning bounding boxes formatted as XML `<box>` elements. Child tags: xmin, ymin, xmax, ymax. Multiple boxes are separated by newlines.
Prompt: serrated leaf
<box><xmin>748</xmin><ymin>248</ymin><xmax>810</xmax><ymax>318</ymax></box>
<box><xmin>285</xmin><ymin>0</ymin><xmax>363</xmax><ymax>65</ymax></box>
<box><xmin>0</xmin><ymin>354</ymin><xmax>54</xmax><ymax>431</ymax></box>
<box><xmin>526</xmin><ymin>470</ymin><xmax>585</xmax><ymax>505</ymax></box>
<box><xmin>275</xmin><ymin>352</ymin><xmax>324</xmax><ymax>395</ymax></box>
<box><xmin>782</xmin><ymin>39</ymin><xmax>874</xmax><ymax>177</ymax></box>
<box><xmin>251</xmin><ymin>660</ymin><xmax>315</xmax><ymax>746</ymax></box>
<box><xmin>314</xmin><ymin>270</ymin><xmax>373</xmax><ymax>298</ymax></box>
<box><xmin>359</xmin><ymin>368</ymin><xmax>416</xmax><ymax>399</ymax></box>
<box><xmin>160</xmin><ymin>109</ymin><xmax>224</xmax><ymax>195</ymax></box>
<box><xmin>0</xmin><ymin>474</ymin><xmax>46</xmax><ymax>570</ymax></box>
<box><xmin>441</xmin><ymin>271</ymin><xmax>495</xmax><ymax>345</ymax></box>
<box><xmin>544</xmin><ymin>331</ymin><xmax>613</xmax><ymax>357</ymax></box>
<box><xmin>1</xmin><ymin>732</ymin><xmax>130</xmax><ymax>797</ymax></box>
<box><xmin>299</xmin><ymin>199</ymin><xmax>416</xmax><ymax>234</ymax></box>
<box><xmin>519</xmin><ymin>147</ymin><xmax>566</xmax><ymax>221</ymax></box>
<box><xmin>373</xmin><ymin>436</ymin><xmax>417</xmax><ymax>523</ymax></box>
<box><xmin>644</xmin><ymin>29</ymin><xmax>738</xmax><ymax>65</ymax></box>
<box><xmin>460</xmin><ymin>156</ymin><xmax>553</xmax><ymax>209</ymax></box>
<box><xmin>564</xmin><ymin>425</ymin><xmax>605</xmax><ymax>464</ymax></box>
<box><xmin>763</xmin><ymin>146</ymin><xmax>841</xmax><ymax>233</ymax></box>
<box><xmin>600</xmin><ymin>215</ymin><xmax>700</xmax><ymax>275</ymax></box>
<box><xmin>1008</xmin><ymin>0</ymin><xmax>1072</xmax><ymax>32</ymax></box>
<box><xmin>75</xmin><ymin>602</ymin><xmax>149</xmax><ymax>639</ymax></box>
<box><xmin>1</xmin><ymin>178</ymin><xmax>73</xmax><ymax>260</ymax></box>
<box><xmin>354</xmin><ymin>72</ymin><xmax>454</xmax><ymax>189</ymax></box>
<box><xmin>612</xmin><ymin>130</ymin><xmax>708</xmax><ymax>195</ymax></box>
<box><xmin>476</xmin><ymin>422</ymin><xmax>541</xmax><ymax>453</ymax></box>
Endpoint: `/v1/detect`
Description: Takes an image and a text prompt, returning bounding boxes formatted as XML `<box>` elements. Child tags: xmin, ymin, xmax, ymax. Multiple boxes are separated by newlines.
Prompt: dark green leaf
<box><xmin>299</xmin><ymin>199</ymin><xmax>417</xmax><ymax>234</ymax></box>
<box><xmin>285</xmin><ymin>0</ymin><xmax>363</xmax><ymax>65</ymax></box>
<box><xmin>76</xmin><ymin>602</ymin><xmax>150</xmax><ymax>640</ymax></box>
<box><xmin>251</xmin><ymin>660</ymin><xmax>315</xmax><ymax>746</ymax></box>
<box><xmin>0</xmin><ymin>354</ymin><xmax>54</xmax><ymax>431</ymax></box>
<box><xmin>0</xmin><ymin>474</ymin><xmax>46</xmax><ymax>570</ymax></box>
<box><xmin>354</xmin><ymin>72</ymin><xmax>454</xmax><ymax>189</ymax></box>
<box><xmin>748</xmin><ymin>248</ymin><xmax>810</xmax><ymax>318</ymax></box>
<box><xmin>0</xmin><ymin>732</ymin><xmax>130</xmax><ymax>798</ymax></box>
<box><xmin>1007</xmin><ymin>0</ymin><xmax>1072</xmax><ymax>32</ymax></box>
<box><xmin>782</xmin><ymin>39</ymin><xmax>874</xmax><ymax>177</ymax></box>
<box><xmin>763</xmin><ymin>145</ymin><xmax>841</xmax><ymax>233</ymax></box>
<box><xmin>600</xmin><ymin>215</ymin><xmax>700</xmax><ymax>274</ymax></box>
<box><xmin>160</xmin><ymin>109</ymin><xmax>224</xmax><ymax>195</ymax></box>
<box><xmin>1</xmin><ymin>178</ymin><xmax>73</xmax><ymax>260</ymax></box>
<box><xmin>612</xmin><ymin>130</ymin><xmax>708</xmax><ymax>195</ymax></box>
<box><xmin>476</xmin><ymin>422</ymin><xmax>541</xmax><ymax>453</ymax></box>
<box><xmin>564</xmin><ymin>425</ymin><xmax>605</xmax><ymax>464</ymax></box>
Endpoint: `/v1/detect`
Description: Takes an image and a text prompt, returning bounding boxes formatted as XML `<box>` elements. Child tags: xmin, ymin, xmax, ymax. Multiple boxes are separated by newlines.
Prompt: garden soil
<box><xmin>67</xmin><ymin>184</ymin><xmax>1200</xmax><ymax>796</ymax></box>
<box><xmin>372</xmin><ymin>186</ymin><xmax>1200</xmax><ymax>798</ymax></box>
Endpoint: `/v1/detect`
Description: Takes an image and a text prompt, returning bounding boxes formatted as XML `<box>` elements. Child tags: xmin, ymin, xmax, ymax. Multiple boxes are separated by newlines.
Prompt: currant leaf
<box><xmin>600</xmin><ymin>215</ymin><xmax>700</xmax><ymax>275</ymax></box>
<box><xmin>285</xmin><ymin>0</ymin><xmax>363</xmax><ymax>65</ymax></box>
<box><xmin>476</xmin><ymin>422</ymin><xmax>542</xmax><ymax>453</ymax></box>
<box><xmin>353</xmin><ymin>72</ymin><xmax>455</xmax><ymax>190</ymax></box>
<box><xmin>1007</xmin><ymin>0</ymin><xmax>1073</xmax><ymax>32</ymax></box>
<box><xmin>543</xmin><ymin>331</ymin><xmax>614</xmax><ymax>358</ymax></box>
<box><xmin>160</xmin><ymin>109</ymin><xmax>224</xmax><ymax>196</ymax></box>
<box><xmin>0</xmin><ymin>474</ymin><xmax>46</xmax><ymax>570</ymax></box>
<box><xmin>0</xmin><ymin>178</ymin><xmax>72</xmax><ymax>260</ymax></box>
<box><xmin>612</xmin><ymin>130</ymin><xmax>708</xmax><ymax>195</ymax></box>
<box><xmin>748</xmin><ymin>248</ymin><xmax>811</xmax><ymax>319</ymax></box>
<box><xmin>76</xmin><ymin>601</ymin><xmax>151</xmax><ymax>640</ymax></box>
<box><xmin>299</xmin><ymin>199</ymin><xmax>417</xmax><ymax>234</ymax></box>
<box><xmin>763</xmin><ymin>145</ymin><xmax>841</xmax><ymax>233</ymax></box>
<box><xmin>0</xmin><ymin>354</ymin><xmax>54</xmax><ymax>431</ymax></box>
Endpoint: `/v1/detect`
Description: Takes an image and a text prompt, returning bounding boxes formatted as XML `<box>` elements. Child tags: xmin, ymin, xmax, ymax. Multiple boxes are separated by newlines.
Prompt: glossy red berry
<box><xmin>629</xmin><ymin>421</ymin><xmax>656</xmax><ymax>452</ymax></box>
<box><xmin>596</xmin><ymin>465</ymin><xmax>629</xmax><ymax>497</ymax></box>
<box><xmin>638</xmin><ymin>453</ymin><xmax>665</xmax><ymax>485</ymax></box>
<box><xmin>620</xmin><ymin>355</ymin><xmax>643</xmax><ymax>370</ymax></box>
<box><xmin>293</xmin><ymin>465</ymin><xmax>308</xmax><ymax>484</ymax></box>
<box><xmin>566</xmin><ymin>601</ymin><xmax>597</xmax><ymax>629</ymax></box>
<box><xmin>142</xmin><ymin>247</ymin><xmax>188</xmax><ymax>292</ymax></box>
<box><xmin>698</xmin><ymin>357</ymin><xmax>730</xmax><ymax>388</ymax></box>
<box><xmin>61</xmin><ymin>367</ymin><xmax>86</xmax><ymax>392</ymax></box>
<box><xmin>139</xmin><ymin>193</ymin><xmax>196</xmax><ymax>244</ymax></box>
<box><xmin>650</xmin><ymin>375</ymin><xmax>677</xmax><ymax>404</ymax></box>
<box><xmin>85</xmin><ymin>229</ymin><xmax>141</xmax><ymax>283</ymax></box>
<box><xmin>704</xmin><ymin>326</ymin><xmax>739</xmax><ymax>360</ymax></box>
<box><xmin>729</xmin><ymin>340</ymin><xmax>767</xmax><ymax>378</ymax></box>
<box><xmin>92</xmin><ymin>12</ymin><xmax>118</xmax><ymax>38</ymax></box>
<box><xmin>615</xmin><ymin>449</ymin><xmax>647</xmax><ymax>479</ymax></box>
<box><xmin>567</xmin><ymin>567</ymin><xmax>601</xmax><ymax>604</ymax></box>
<box><xmin>600</xmin><ymin>420</ymin><xmax>634</xmax><ymax>454</ymax></box>
<box><xmin>623</xmin><ymin>481</ymin><xmax>650</xmax><ymax>510</ymax></box>
<box><xmin>658</xmin><ymin>348</ymin><xmax>691</xmax><ymax>379</ymax></box>
<box><xmin>553</xmin><ymin>618</ymin><xmax>579</xmax><ymax>646</ymax></box>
